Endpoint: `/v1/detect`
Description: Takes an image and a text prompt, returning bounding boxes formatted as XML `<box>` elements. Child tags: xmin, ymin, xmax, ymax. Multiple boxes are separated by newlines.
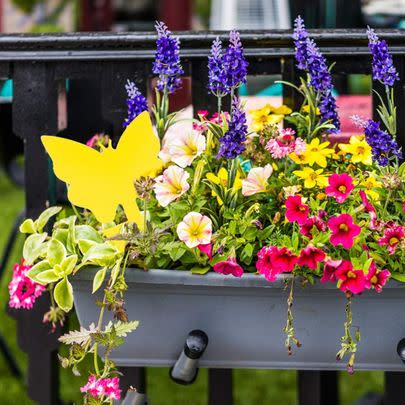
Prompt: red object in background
<box><xmin>159</xmin><ymin>0</ymin><xmax>192</xmax><ymax>112</ymax></box>
<box><xmin>80</xmin><ymin>0</ymin><xmax>113</xmax><ymax>31</ymax></box>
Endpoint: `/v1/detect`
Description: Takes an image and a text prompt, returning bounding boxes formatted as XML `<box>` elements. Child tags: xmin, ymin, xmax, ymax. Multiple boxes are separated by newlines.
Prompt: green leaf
<box><xmin>27</xmin><ymin>260</ymin><xmax>52</xmax><ymax>283</ymax></box>
<box><xmin>19</xmin><ymin>219</ymin><xmax>37</xmax><ymax>234</ymax></box>
<box><xmin>54</xmin><ymin>277</ymin><xmax>74</xmax><ymax>312</ymax></box>
<box><xmin>82</xmin><ymin>243</ymin><xmax>118</xmax><ymax>267</ymax></box>
<box><xmin>92</xmin><ymin>267</ymin><xmax>107</xmax><ymax>293</ymax></box>
<box><xmin>191</xmin><ymin>266</ymin><xmax>211</xmax><ymax>275</ymax></box>
<box><xmin>240</xmin><ymin>243</ymin><xmax>254</xmax><ymax>265</ymax></box>
<box><xmin>78</xmin><ymin>239</ymin><xmax>97</xmax><ymax>255</ymax></box>
<box><xmin>61</xmin><ymin>255</ymin><xmax>78</xmax><ymax>276</ymax></box>
<box><xmin>389</xmin><ymin>272</ymin><xmax>405</xmax><ymax>282</ymax></box>
<box><xmin>35</xmin><ymin>206</ymin><xmax>62</xmax><ymax>232</ymax></box>
<box><xmin>104</xmin><ymin>320</ymin><xmax>140</xmax><ymax>337</ymax></box>
<box><xmin>53</xmin><ymin>228</ymin><xmax>68</xmax><ymax>246</ymax></box>
<box><xmin>210</xmin><ymin>254</ymin><xmax>228</xmax><ymax>266</ymax></box>
<box><xmin>58</xmin><ymin>323</ymin><xmax>96</xmax><ymax>346</ymax></box>
<box><xmin>23</xmin><ymin>232</ymin><xmax>48</xmax><ymax>265</ymax></box>
<box><xmin>110</xmin><ymin>259</ymin><xmax>122</xmax><ymax>286</ymax></box>
<box><xmin>36</xmin><ymin>269</ymin><xmax>61</xmax><ymax>284</ymax></box>
<box><xmin>169</xmin><ymin>247</ymin><xmax>186</xmax><ymax>262</ymax></box>
<box><xmin>75</xmin><ymin>225</ymin><xmax>103</xmax><ymax>243</ymax></box>
<box><xmin>47</xmin><ymin>239</ymin><xmax>67</xmax><ymax>267</ymax></box>
<box><xmin>66</xmin><ymin>216</ymin><xmax>77</xmax><ymax>254</ymax></box>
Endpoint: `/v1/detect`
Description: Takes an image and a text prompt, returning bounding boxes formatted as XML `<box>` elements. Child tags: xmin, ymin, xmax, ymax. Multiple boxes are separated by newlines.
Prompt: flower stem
<box><xmin>93</xmin><ymin>293</ymin><xmax>107</xmax><ymax>377</ymax></box>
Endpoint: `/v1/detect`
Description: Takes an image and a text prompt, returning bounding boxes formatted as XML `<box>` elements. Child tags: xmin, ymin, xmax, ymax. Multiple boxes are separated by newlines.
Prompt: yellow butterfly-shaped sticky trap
<box><xmin>42</xmin><ymin>111</ymin><xmax>162</xmax><ymax>230</ymax></box>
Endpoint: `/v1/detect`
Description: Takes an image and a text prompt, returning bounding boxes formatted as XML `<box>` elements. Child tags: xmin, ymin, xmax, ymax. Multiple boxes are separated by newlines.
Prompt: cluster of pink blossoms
<box><xmin>265</xmin><ymin>128</ymin><xmax>306</xmax><ymax>159</ymax></box>
<box><xmin>8</xmin><ymin>260</ymin><xmax>45</xmax><ymax>309</ymax></box>
<box><xmin>80</xmin><ymin>375</ymin><xmax>121</xmax><ymax>401</ymax></box>
<box><xmin>193</xmin><ymin>110</ymin><xmax>230</xmax><ymax>132</ymax></box>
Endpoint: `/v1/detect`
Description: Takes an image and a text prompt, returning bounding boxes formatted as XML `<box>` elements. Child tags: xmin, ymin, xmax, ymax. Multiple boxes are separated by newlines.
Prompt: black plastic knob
<box><xmin>184</xmin><ymin>330</ymin><xmax>209</xmax><ymax>359</ymax></box>
<box><xmin>397</xmin><ymin>338</ymin><xmax>405</xmax><ymax>363</ymax></box>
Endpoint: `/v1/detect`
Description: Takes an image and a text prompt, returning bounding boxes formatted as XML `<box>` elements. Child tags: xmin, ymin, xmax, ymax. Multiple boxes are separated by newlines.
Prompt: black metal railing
<box><xmin>1</xmin><ymin>30</ymin><xmax>405</xmax><ymax>405</ymax></box>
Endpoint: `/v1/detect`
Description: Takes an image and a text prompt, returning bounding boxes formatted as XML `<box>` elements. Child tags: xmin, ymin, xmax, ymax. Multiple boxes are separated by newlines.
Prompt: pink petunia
<box><xmin>378</xmin><ymin>224</ymin><xmax>404</xmax><ymax>255</ymax></box>
<box><xmin>321</xmin><ymin>259</ymin><xmax>343</xmax><ymax>283</ymax></box>
<box><xmin>256</xmin><ymin>246</ymin><xmax>298</xmax><ymax>281</ymax></box>
<box><xmin>8</xmin><ymin>260</ymin><xmax>45</xmax><ymax>310</ymax></box>
<box><xmin>213</xmin><ymin>258</ymin><xmax>244</xmax><ymax>277</ymax></box>
<box><xmin>328</xmin><ymin>214</ymin><xmax>361</xmax><ymax>249</ymax></box>
<box><xmin>299</xmin><ymin>216</ymin><xmax>327</xmax><ymax>239</ymax></box>
<box><xmin>325</xmin><ymin>173</ymin><xmax>354</xmax><ymax>203</ymax></box>
<box><xmin>365</xmin><ymin>261</ymin><xmax>390</xmax><ymax>293</ymax></box>
<box><xmin>285</xmin><ymin>195</ymin><xmax>309</xmax><ymax>225</ymax></box>
<box><xmin>335</xmin><ymin>261</ymin><xmax>366</xmax><ymax>295</ymax></box>
<box><xmin>297</xmin><ymin>246</ymin><xmax>326</xmax><ymax>270</ymax></box>
<box><xmin>359</xmin><ymin>190</ymin><xmax>380</xmax><ymax>230</ymax></box>
<box><xmin>198</xmin><ymin>243</ymin><xmax>213</xmax><ymax>260</ymax></box>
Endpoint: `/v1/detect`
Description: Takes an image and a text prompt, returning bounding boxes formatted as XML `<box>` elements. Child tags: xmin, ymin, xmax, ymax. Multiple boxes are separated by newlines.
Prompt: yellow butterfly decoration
<box><xmin>42</xmin><ymin>111</ymin><xmax>162</xmax><ymax>230</ymax></box>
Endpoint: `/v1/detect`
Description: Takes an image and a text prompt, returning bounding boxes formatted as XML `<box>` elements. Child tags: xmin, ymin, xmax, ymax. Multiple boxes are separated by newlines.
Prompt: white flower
<box><xmin>166</xmin><ymin>131</ymin><xmax>206</xmax><ymax>168</ymax></box>
<box><xmin>153</xmin><ymin>165</ymin><xmax>190</xmax><ymax>207</ymax></box>
<box><xmin>242</xmin><ymin>164</ymin><xmax>273</xmax><ymax>196</ymax></box>
<box><xmin>177</xmin><ymin>212</ymin><xmax>212</xmax><ymax>248</ymax></box>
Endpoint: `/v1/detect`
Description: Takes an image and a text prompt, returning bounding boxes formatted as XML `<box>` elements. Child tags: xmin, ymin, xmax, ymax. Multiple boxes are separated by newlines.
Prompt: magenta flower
<box><xmin>365</xmin><ymin>261</ymin><xmax>390</xmax><ymax>293</ymax></box>
<box><xmin>325</xmin><ymin>173</ymin><xmax>354</xmax><ymax>203</ymax></box>
<box><xmin>198</xmin><ymin>243</ymin><xmax>213</xmax><ymax>260</ymax></box>
<box><xmin>378</xmin><ymin>224</ymin><xmax>404</xmax><ymax>254</ymax></box>
<box><xmin>335</xmin><ymin>261</ymin><xmax>366</xmax><ymax>295</ymax></box>
<box><xmin>81</xmin><ymin>375</ymin><xmax>121</xmax><ymax>401</ymax></box>
<box><xmin>299</xmin><ymin>215</ymin><xmax>326</xmax><ymax>239</ymax></box>
<box><xmin>297</xmin><ymin>246</ymin><xmax>326</xmax><ymax>270</ymax></box>
<box><xmin>359</xmin><ymin>190</ymin><xmax>379</xmax><ymax>230</ymax></box>
<box><xmin>321</xmin><ymin>259</ymin><xmax>343</xmax><ymax>283</ymax></box>
<box><xmin>213</xmin><ymin>258</ymin><xmax>244</xmax><ymax>277</ymax></box>
<box><xmin>328</xmin><ymin>214</ymin><xmax>361</xmax><ymax>249</ymax></box>
<box><xmin>8</xmin><ymin>260</ymin><xmax>45</xmax><ymax>310</ymax></box>
<box><xmin>256</xmin><ymin>246</ymin><xmax>298</xmax><ymax>281</ymax></box>
<box><xmin>285</xmin><ymin>195</ymin><xmax>309</xmax><ymax>225</ymax></box>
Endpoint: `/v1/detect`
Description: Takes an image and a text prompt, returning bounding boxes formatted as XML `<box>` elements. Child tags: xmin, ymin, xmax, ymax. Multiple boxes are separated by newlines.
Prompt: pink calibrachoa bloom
<box><xmin>359</xmin><ymin>190</ymin><xmax>379</xmax><ymax>230</ymax></box>
<box><xmin>80</xmin><ymin>375</ymin><xmax>121</xmax><ymax>401</ymax></box>
<box><xmin>177</xmin><ymin>212</ymin><xmax>212</xmax><ymax>248</ymax></box>
<box><xmin>325</xmin><ymin>173</ymin><xmax>354</xmax><ymax>203</ymax></box>
<box><xmin>335</xmin><ymin>261</ymin><xmax>366</xmax><ymax>294</ymax></box>
<box><xmin>297</xmin><ymin>246</ymin><xmax>326</xmax><ymax>270</ymax></box>
<box><xmin>256</xmin><ymin>246</ymin><xmax>298</xmax><ymax>282</ymax></box>
<box><xmin>8</xmin><ymin>260</ymin><xmax>45</xmax><ymax>310</ymax></box>
<box><xmin>153</xmin><ymin>165</ymin><xmax>190</xmax><ymax>207</ymax></box>
<box><xmin>328</xmin><ymin>213</ymin><xmax>361</xmax><ymax>249</ymax></box>
<box><xmin>321</xmin><ymin>259</ymin><xmax>343</xmax><ymax>283</ymax></box>
<box><xmin>197</xmin><ymin>243</ymin><xmax>213</xmax><ymax>260</ymax></box>
<box><xmin>285</xmin><ymin>195</ymin><xmax>309</xmax><ymax>225</ymax></box>
<box><xmin>365</xmin><ymin>261</ymin><xmax>390</xmax><ymax>293</ymax></box>
<box><xmin>299</xmin><ymin>216</ymin><xmax>326</xmax><ymax>239</ymax></box>
<box><xmin>213</xmin><ymin>258</ymin><xmax>244</xmax><ymax>277</ymax></box>
<box><xmin>378</xmin><ymin>224</ymin><xmax>405</xmax><ymax>254</ymax></box>
<box><xmin>265</xmin><ymin>128</ymin><xmax>305</xmax><ymax>159</ymax></box>
<box><xmin>242</xmin><ymin>164</ymin><xmax>273</xmax><ymax>196</ymax></box>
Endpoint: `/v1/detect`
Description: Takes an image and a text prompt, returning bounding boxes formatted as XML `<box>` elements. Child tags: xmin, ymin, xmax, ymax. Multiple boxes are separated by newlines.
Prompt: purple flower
<box><xmin>217</xmin><ymin>97</ymin><xmax>247</xmax><ymax>159</ymax></box>
<box><xmin>293</xmin><ymin>16</ymin><xmax>309</xmax><ymax>70</ymax></box>
<box><xmin>306</xmin><ymin>39</ymin><xmax>332</xmax><ymax>93</ymax></box>
<box><xmin>364</xmin><ymin>119</ymin><xmax>402</xmax><ymax>166</ymax></box>
<box><xmin>152</xmin><ymin>21</ymin><xmax>184</xmax><ymax>94</ymax></box>
<box><xmin>123</xmin><ymin>80</ymin><xmax>148</xmax><ymax>127</ymax></box>
<box><xmin>222</xmin><ymin>31</ymin><xmax>248</xmax><ymax>90</ymax></box>
<box><xmin>367</xmin><ymin>27</ymin><xmax>399</xmax><ymax>87</ymax></box>
<box><xmin>208</xmin><ymin>37</ymin><xmax>228</xmax><ymax>96</ymax></box>
<box><xmin>319</xmin><ymin>91</ymin><xmax>340</xmax><ymax>133</ymax></box>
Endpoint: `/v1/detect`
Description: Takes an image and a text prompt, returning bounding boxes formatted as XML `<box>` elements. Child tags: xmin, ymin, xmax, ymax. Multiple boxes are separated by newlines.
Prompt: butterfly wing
<box><xmin>41</xmin><ymin>136</ymin><xmax>119</xmax><ymax>223</ymax></box>
<box><xmin>116</xmin><ymin>111</ymin><xmax>163</xmax><ymax>177</ymax></box>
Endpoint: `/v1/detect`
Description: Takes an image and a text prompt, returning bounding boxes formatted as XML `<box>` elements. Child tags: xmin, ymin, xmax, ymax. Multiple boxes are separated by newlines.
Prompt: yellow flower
<box><xmin>361</xmin><ymin>174</ymin><xmax>383</xmax><ymax>201</ymax></box>
<box><xmin>206</xmin><ymin>167</ymin><xmax>241</xmax><ymax>204</ymax></box>
<box><xmin>338</xmin><ymin>135</ymin><xmax>372</xmax><ymax>166</ymax></box>
<box><xmin>316</xmin><ymin>192</ymin><xmax>327</xmax><ymax>201</ymax></box>
<box><xmin>289</xmin><ymin>151</ymin><xmax>309</xmax><ymax>165</ymax></box>
<box><xmin>302</xmin><ymin>138</ymin><xmax>334</xmax><ymax>168</ymax></box>
<box><xmin>176</xmin><ymin>212</ymin><xmax>212</xmax><ymax>248</ymax></box>
<box><xmin>269</xmin><ymin>104</ymin><xmax>292</xmax><ymax>115</ymax></box>
<box><xmin>302</xmin><ymin>105</ymin><xmax>321</xmax><ymax>115</ymax></box>
<box><xmin>293</xmin><ymin>167</ymin><xmax>328</xmax><ymax>188</ymax></box>
<box><xmin>250</xmin><ymin>104</ymin><xmax>291</xmax><ymax>132</ymax></box>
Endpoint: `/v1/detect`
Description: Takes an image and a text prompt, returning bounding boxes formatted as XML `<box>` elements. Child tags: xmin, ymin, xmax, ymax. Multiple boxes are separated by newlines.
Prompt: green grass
<box><xmin>0</xmin><ymin>172</ymin><xmax>384</xmax><ymax>404</ymax></box>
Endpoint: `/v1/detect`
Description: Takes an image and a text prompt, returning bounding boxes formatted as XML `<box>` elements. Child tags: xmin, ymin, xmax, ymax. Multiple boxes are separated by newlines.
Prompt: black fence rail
<box><xmin>1</xmin><ymin>30</ymin><xmax>404</xmax><ymax>404</ymax></box>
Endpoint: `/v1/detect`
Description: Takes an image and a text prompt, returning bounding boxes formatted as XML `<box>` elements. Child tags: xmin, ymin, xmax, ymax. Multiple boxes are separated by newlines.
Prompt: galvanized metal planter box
<box><xmin>72</xmin><ymin>268</ymin><xmax>405</xmax><ymax>371</ymax></box>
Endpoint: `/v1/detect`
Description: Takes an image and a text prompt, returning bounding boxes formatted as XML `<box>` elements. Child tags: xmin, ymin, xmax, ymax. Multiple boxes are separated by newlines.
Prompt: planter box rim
<box><xmin>74</xmin><ymin>267</ymin><xmax>405</xmax><ymax>290</ymax></box>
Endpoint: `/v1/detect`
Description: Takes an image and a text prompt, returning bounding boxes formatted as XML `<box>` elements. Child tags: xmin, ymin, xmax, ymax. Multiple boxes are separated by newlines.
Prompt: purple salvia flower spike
<box><xmin>217</xmin><ymin>97</ymin><xmax>248</xmax><ymax>159</ymax></box>
<box><xmin>123</xmin><ymin>80</ymin><xmax>148</xmax><ymax>128</ymax></box>
<box><xmin>208</xmin><ymin>36</ymin><xmax>228</xmax><ymax>96</ymax></box>
<box><xmin>367</xmin><ymin>27</ymin><xmax>399</xmax><ymax>87</ymax></box>
<box><xmin>293</xmin><ymin>16</ymin><xmax>309</xmax><ymax>70</ymax></box>
<box><xmin>152</xmin><ymin>21</ymin><xmax>184</xmax><ymax>94</ymax></box>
